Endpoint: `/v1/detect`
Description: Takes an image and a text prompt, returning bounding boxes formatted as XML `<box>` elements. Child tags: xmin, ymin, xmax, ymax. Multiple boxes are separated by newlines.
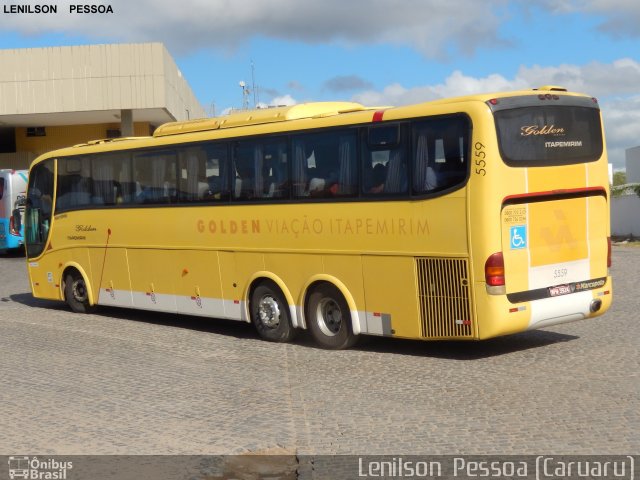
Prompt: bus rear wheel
<box><xmin>250</xmin><ymin>281</ymin><xmax>297</xmax><ymax>343</ymax></box>
<box><xmin>64</xmin><ymin>270</ymin><xmax>95</xmax><ymax>314</ymax></box>
<box><xmin>306</xmin><ymin>283</ymin><xmax>357</xmax><ymax>350</ymax></box>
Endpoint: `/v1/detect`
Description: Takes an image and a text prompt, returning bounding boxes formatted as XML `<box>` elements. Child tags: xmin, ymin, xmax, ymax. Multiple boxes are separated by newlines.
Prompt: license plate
<box><xmin>549</xmin><ymin>284</ymin><xmax>572</xmax><ymax>297</ymax></box>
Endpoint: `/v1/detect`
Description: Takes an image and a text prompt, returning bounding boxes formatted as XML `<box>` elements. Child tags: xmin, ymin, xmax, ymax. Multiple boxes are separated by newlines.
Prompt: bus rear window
<box><xmin>495</xmin><ymin>106</ymin><xmax>603</xmax><ymax>166</ymax></box>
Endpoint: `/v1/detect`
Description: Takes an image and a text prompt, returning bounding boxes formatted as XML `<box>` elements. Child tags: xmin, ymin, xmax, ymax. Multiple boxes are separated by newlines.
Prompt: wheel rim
<box><xmin>258</xmin><ymin>294</ymin><xmax>281</xmax><ymax>328</ymax></box>
<box><xmin>316</xmin><ymin>298</ymin><xmax>342</xmax><ymax>336</ymax></box>
<box><xmin>72</xmin><ymin>278</ymin><xmax>88</xmax><ymax>303</ymax></box>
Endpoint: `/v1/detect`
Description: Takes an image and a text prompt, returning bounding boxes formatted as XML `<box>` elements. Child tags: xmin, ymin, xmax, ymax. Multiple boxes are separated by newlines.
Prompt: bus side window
<box><xmin>413</xmin><ymin>117</ymin><xmax>469</xmax><ymax>195</ymax></box>
<box><xmin>263</xmin><ymin>142</ymin><xmax>288</xmax><ymax>199</ymax></box>
<box><xmin>91</xmin><ymin>152</ymin><xmax>132</xmax><ymax>206</ymax></box>
<box><xmin>439</xmin><ymin>132</ymin><xmax>467</xmax><ymax>186</ymax></box>
<box><xmin>292</xmin><ymin>140</ymin><xmax>308</xmax><ymax>197</ymax></box>
<box><xmin>178</xmin><ymin>146</ymin><xmax>208</xmax><ymax>202</ymax></box>
<box><xmin>205</xmin><ymin>158</ymin><xmax>226</xmax><ymax>200</ymax></box>
<box><xmin>233</xmin><ymin>138</ymin><xmax>287</xmax><ymax>201</ymax></box>
<box><xmin>293</xmin><ymin>130</ymin><xmax>357</xmax><ymax>199</ymax></box>
<box><xmin>233</xmin><ymin>143</ymin><xmax>258</xmax><ymax>200</ymax></box>
<box><xmin>182</xmin><ymin>142</ymin><xmax>230</xmax><ymax>202</ymax></box>
<box><xmin>383</xmin><ymin>149</ymin><xmax>408</xmax><ymax>193</ymax></box>
<box><xmin>134</xmin><ymin>151</ymin><xmax>178</xmax><ymax>204</ymax></box>
<box><xmin>363</xmin><ymin>124</ymin><xmax>407</xmax><ymax>195</ymax></box>
<box><xmin>363</xmin><ymin>150</ymin><xmax>408</xmax><ymax>195</ymax></box>
<box><xmin>56</xmin><ymin>157</ymin><xmax>92</xmax><ymax>211</ymax></box>
<box><xmin>336</xmin><ymin>135</ymin><xmax>357</xmax><ymax>196</ymax></box>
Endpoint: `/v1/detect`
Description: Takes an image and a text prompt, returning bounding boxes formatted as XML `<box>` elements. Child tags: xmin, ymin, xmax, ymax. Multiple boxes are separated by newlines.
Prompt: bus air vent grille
<box><xmin>415</xmin><ymin>257</ymin><xmax>473</xmax><ymax>338</ymax></box>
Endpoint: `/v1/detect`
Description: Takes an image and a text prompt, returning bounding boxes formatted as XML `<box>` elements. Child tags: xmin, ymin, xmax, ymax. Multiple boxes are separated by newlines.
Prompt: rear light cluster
<box><xmin>9</xmin><ymin>215</ymin><xmax>19</xmax><ymax>236</ymax></box>
<box><xmin>483</xmin><ymin>238</ymin><xmax>610</xmax><ymax>294</ymax></box>
<box><xmin>485</xmin><ymin>252</ymin><xmax>505</xmax><ymax>287</ymax></box>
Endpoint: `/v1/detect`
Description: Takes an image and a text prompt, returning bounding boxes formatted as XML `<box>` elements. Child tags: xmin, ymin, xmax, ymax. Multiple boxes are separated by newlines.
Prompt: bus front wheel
<box><xmin>64</xmin><ymin>270</ymin><xmax>95</xmax><ymax>314</ymax></box>
<box><xmin>250</xmin><ymin>281</ymin><xmax>297</xmax><ymax>343</ymax></box>
<box><xmin>306</xmin><ymin>283</ymin><xmax>357</xmax><ymax>350</ymax></box>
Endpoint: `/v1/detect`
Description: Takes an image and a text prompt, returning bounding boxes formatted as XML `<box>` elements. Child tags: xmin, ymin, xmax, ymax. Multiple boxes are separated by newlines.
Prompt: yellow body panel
<box><xmin>529</xmin><ymin>198</ymin><xmax>588</xmax><ymax>267</ymax></box>
<box><xmin>87</xmin><ymin>247</ymin><xmax>133</xmax><ymax>307</ymax></box>
<box><xmin>362</xmin><ymin>255</ymin><xmax>422</xmax><ymax>339</ymax></box>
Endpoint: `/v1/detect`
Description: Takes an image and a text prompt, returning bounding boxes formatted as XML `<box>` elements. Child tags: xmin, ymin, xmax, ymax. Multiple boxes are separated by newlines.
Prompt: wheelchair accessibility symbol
<box><xmin>510</xmin><ymin>225</ymin><xmax>527</xmax><ymax>250</ymax></box>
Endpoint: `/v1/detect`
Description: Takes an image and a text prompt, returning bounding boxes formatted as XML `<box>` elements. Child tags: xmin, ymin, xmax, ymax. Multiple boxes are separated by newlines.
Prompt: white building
<box><xmin>611</xmin><ymin>146</ymin><xmax>640</xmax><ymax>237</ymax></box>
<box><xmin>0</xmin><ymin>42</ymin><xmax>206</xmax><ymax>169</ymax></box>
<box><xmin>626</xmin><ymin>146</ymin><xmax>640</xmax><ymax>183</ymax></box>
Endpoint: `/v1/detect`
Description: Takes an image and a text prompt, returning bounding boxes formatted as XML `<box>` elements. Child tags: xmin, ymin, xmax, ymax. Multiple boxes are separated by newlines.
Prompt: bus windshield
<box><xmin>494</xmin><ymin>105</ymin><xmax>603</xmax><ymax>166</ymax></box>
<box><xmin>25</xmin><ymin>159</ymin><xmax>54</xmax><ymax>258</ymax></box>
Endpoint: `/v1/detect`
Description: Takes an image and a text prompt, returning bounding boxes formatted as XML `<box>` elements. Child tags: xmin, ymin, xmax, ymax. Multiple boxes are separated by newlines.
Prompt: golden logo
<box><xmin>520</xmin><ymin>125</ymin><xmax>565</xmax><ymax>136</ymax></box>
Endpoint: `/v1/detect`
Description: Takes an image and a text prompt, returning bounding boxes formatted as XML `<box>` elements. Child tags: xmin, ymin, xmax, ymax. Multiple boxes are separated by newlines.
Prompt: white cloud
<box><xmin>352</xmin><ymin>72</ymin><xmax>524</xmax><ymax>106</ymax></box>
<box><xmin>539</xmin><ymin>0</ymin><xmax>640</xmax><ymax>37</ymax></box>
<box><xmin>353</xmin><ymin>59</ymin><xmax>640</xmax><ymax>106</ymax></box>
<box><xmin>8</xmin><ymin>0</ymin><xmax>638</xmax><ymax>55</ymax></box>
<box><xmin>353</xmin><ymin>83</ymin><xmax>431</xmax><ymax>107</ymax></box>
<box><xmin>2</xmin><ymin>0</ymin><xmax>510</xmax><ymax>57</ymax></box>
<box><xmin>600</xmin><ymin>95</ymin><xmax>640</xmax><ymax>165</ymax></box>
<box><xmin>254</xmin><ymin>95</ymin><xmax>297</xmax><ymax>109</ymax></box>
<box><xmin>351</xmin><ymin>59</ymin><xmax>640</xmax><ymax>169</ymax></box>
<box><xmin>515</xmin><ymin>59</ymin><xmax>640</xmax><ymax>97</ymax></box>
<box><xmin>269</xmin><ymin>95</ymin><xmax>297</xmax><ymax>107</ymax></box>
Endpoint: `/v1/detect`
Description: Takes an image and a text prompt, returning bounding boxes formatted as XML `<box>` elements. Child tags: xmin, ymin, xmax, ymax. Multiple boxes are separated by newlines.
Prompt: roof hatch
<box><xmin>153</xmin><ymin>102</ymin><xmax>371</xmax><ymax>137</ymax></box>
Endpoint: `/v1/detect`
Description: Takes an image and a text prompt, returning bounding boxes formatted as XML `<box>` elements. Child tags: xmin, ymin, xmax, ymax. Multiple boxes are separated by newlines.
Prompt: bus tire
<box><xmin>64</xmin><ymin>270</ymin><xmax>95</xmax><ymax>314</ymax></box>
<box><xmin>250</xmin><ymin>281</ymin><xmax>297</xmax><ymax>343</ymax></box>
<box><xmin>306</xmin><ymin>283</ymin><xmax>358</xmax><ymax>350</ymax></box>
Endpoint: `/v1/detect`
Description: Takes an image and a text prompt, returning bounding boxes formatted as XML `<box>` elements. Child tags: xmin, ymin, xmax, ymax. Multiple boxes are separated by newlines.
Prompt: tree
<box><xmin>613</xmin><ymin>171</ymin><xmax>627</xmax><ymax>186</ymax></box>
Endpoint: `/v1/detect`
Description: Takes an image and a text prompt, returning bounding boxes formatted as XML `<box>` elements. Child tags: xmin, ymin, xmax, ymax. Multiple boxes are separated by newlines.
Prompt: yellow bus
<box><xmin>24</xmin><ymin>86</ymin><xmax>612</xmax><ymax>349</ymax></box>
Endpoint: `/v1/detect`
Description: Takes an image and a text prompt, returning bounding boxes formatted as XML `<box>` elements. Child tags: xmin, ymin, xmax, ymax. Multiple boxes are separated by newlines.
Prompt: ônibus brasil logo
<box><xmin>8</xmin><ymin>456</ymin><xmax>73</xmax><ymax>480</ymax></box>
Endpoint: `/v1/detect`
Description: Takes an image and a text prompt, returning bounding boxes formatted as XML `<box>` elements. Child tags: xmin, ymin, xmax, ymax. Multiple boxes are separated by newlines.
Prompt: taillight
<box><xmin>485</xmin><ymin>252</ymin><xmax>505</xmax><ymax>286</ymax></box>
<box><xmin>9</xmin><ymin>215</ymin><xmax>18</xmax><ymax>236</ymax></box>
<box><xmin>607</xmin><ymin>237</ymin><xmax>611</xmax><ymax>268</ymax></box>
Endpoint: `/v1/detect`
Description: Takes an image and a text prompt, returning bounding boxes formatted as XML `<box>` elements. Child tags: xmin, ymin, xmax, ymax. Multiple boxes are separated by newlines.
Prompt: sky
<box><xmin>0</xmin><ymin>0</ymin><xmax>639</xmax><ymax>169</ymax></box>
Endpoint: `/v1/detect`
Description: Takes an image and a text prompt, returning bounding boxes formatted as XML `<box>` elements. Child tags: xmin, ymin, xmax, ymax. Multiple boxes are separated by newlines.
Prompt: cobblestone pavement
<box><xmin>0</xmin><ymin>248</ymin><xmax>637</xmax><ymax>456</ymax></box>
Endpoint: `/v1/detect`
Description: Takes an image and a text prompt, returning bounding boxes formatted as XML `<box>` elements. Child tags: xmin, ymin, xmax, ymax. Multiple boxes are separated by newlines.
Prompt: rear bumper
<box><xmin>475</xmin><ymin>276</ymin><xmax>612</xmax><ymax>339</ymax></box>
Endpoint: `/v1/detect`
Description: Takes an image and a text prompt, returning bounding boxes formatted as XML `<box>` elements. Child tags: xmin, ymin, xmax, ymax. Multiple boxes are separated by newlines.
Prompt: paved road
<box><xmin>0</xmin><ymin>248</ymin><xmax>637</xmax><ymax>456</ymax></box>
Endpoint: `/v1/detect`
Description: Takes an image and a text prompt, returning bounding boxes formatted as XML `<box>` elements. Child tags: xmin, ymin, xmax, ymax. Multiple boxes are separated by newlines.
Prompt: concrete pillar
<box><xmin>120</xmin><ymin>109</ymin><xmax>134</xmax><ymax>137</ymax></box>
